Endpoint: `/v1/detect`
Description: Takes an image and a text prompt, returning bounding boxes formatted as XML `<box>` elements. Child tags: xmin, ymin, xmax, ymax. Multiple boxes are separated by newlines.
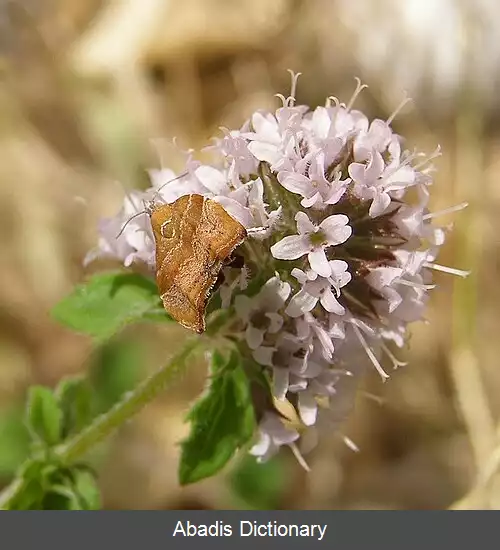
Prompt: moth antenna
<box><xmin>115</xmin><ymin>210</ymin><xmax>148</xmax><ymax>239</ymax></box>
<box><xmin>152</xmin><ymin>171</ymin><xmax>189</xmax><ymax>202</ymax></box>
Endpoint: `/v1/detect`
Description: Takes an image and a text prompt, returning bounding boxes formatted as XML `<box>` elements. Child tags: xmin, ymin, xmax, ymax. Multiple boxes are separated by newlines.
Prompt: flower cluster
<box><xmin>87</xmin><ymin>73</ymin><xmax>468</xmax><ymax>468</ymax></box>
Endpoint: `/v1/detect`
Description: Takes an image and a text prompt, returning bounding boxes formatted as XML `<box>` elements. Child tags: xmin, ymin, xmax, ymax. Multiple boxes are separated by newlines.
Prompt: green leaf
<box><xmin>10</xmin><ymin>478</ymin><xmax>45</xmax><ymax>510</ymax></box>
<box><xmin>55</xmin><ymin>376</ymin><xmax>94</xmax><ymax>439</ymax></box>
<box><xmin>51</xmin><ymin>272</ymin><xmax>172</xmax><ymax>341</ymax></box>
<box><xmin>25</xmin><ymin>387</ymin><xmax>62</xmax><ymax>446</ymax></box>
<box><xmin>91</xmin><ymin>338</ymin><xmax>142</xmax><ymax>414</ymax></box>
<box><xmin>0</xmin><ymin>407</ymin><xmax>30</xmax><ymax>476</ymax></box>
<box><xmin>179</xmin><ymin>349</ymin><xmax>256</xmax><ymax>485</ymax></box>
<box><xmin>72</xmin><ymin>469</ymin><xmax>101</xmax><ymax>510</ymax></box>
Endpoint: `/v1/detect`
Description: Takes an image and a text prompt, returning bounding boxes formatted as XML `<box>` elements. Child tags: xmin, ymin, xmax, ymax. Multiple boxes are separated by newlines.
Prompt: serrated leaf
<box><xmin>56</xmin><ymin>376</ymin><xmax>94</xmax><ymax>439</ymax></box>
<box><xmin>26</xmin><ymin>387</ymin><xmax>62</xmax><ymax>446</ymax></box>
<box><xmin>51</xmin><ymin>272</ymin><xmax>172</xmax><ymax>341</ymax></box>
<box><xmin>179</xmin><ymin>349</ymin><xmax>256</xmax><ymax>485</ymax></box>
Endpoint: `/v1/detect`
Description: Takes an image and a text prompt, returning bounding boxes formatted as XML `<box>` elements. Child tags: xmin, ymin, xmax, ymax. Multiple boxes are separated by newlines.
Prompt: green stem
<box><xmin>58</xmin><ymin>336</ymin><xmax>201</xmax><ymax>463</ymax></box>
<box><xmin>0</xmin><ymin>334</ymin><xmax>203</xmax><ymax>509</ymax></box>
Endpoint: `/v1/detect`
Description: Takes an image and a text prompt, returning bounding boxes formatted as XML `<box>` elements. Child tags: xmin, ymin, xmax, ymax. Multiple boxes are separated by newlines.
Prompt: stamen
<box><xmin>274</xmin><ymin>93</ymin><xmax>288</xmax><ymax>107</ymax></box>
<box><xmin>290</xmin><ymin>442</ymin><xmax>311</xmax><ymax>471</ymax></box>
<box><xmin>352</xmin><ymin>324</ymin><xmax>389</xmax><ymax>381</ymax></box>
<box><xmin>422</xmin><ymin>202</ymin><xmax>468</xmax><ymax>220</ymax></box>
<box><xmin>397</xmin><ymin>278</ymin><xmax>436</xmax><ymax>290</ymax></box>
<box><xmin>341</xmin><ymin>434</ymin><xmax>360</xmax><ymax>452</ymax></box>
<box><xmin>287</xmin><ymin>69</ymin><xmax>302</xmax><ymax>106</ymax></box>
<box><xmin>386</xmin><ymin>93</ymin><xmax>412</xmax><ymax>125</ymax></box>
<box><xmin>381</xmin><ymin>343</ymin><xmax>408</xmax><ymax>369</ymax></box>
<box><xmin>346</xmin><ymin>77</ymin><xmax>368</xmax><ymax>112</ymax></box>
<box><xmin>412</xmin><ymin>145</ymin><xmax>442</xmax><ymax>171</ymax></box>
<box><xmin>423</xmin><ymin>262</ymin><xmax>470</xmax><ymax>278</ymax></box>
<box><xmin>359</xmin><ymin>390</ymin><xmax>385</xmax><ymax>406</ymax></box>
<box><xmin>326</xmin><ymin>95</ymin><xmax>340</xmax><ymax>108</ymax></box>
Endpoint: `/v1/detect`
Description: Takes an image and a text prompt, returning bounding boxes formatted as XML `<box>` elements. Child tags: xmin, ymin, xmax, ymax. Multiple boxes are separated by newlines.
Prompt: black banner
<box><xmin>0</xmin><ymin>510</ymin><xmax>487</xmax><ymax>549</ymax></box>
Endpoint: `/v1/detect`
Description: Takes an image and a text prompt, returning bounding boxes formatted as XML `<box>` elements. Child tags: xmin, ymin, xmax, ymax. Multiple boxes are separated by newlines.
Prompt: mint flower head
<box><xmin>86</xmin><ymin>72</ymin><xmax>468</xmax><ymax>469</ymax></box>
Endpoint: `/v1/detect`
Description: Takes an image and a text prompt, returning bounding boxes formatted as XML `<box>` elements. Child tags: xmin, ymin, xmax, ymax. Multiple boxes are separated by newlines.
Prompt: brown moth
<box><xmin>149</xmin><ymin>194</ymin><xmax>247</xmax><ymax>333</ymax></box>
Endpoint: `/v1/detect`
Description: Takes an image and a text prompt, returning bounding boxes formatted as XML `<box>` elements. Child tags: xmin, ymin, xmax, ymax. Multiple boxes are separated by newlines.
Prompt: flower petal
<box><xmin>278</xmin><ymin>172</ymin><xmax>313</xmax><ymax>197</ymax></box>
<box><xmin>195</xmin><ymin>165</ymin><xmax>228</xmax><ymax>194</ymax></box>
<box><xmin>320</xmin><ymin>287</ymin><xmax>346</xmax><ymax>315</ymax></box>
<box><xmin>319</xmin><ymin>214</ymin><xmax>352</xmax><ymax>245</ymax></box>
<box><xmin>298</xmin><ymin>391</ymin><xmax>318</xmax><ymax>426</ymax></box>
<box><xmin>246</xmin><ymin>325</ymin><xmax>264</xmax><ymax>350</ymax></box>
<box><xmin>234</xmin><ymin>294</ymin><xmax>252</xmax><ymax>321</ymax></box>
<box><xmin>271</xmin><ymin>234</ymin><xmax>311</xmax><ymax>260</ymax></box>
<box><xmin>248</xmin><ymin>141</ymin><xmax>281</xmax><ymax>164</ymax></box>
<box><xmin>253</xmin><ymin>346</ymin><xmax>275</xmax><ymax>367</ymax></box>
<box><xmin>301</xmin><ymin>192</ymin><xmax>323</xmax><ymax>209</ymax></box>
<box><xmin>212</xmin><ymin>197</ymin><xmax>254</xmax><ymax>228</ymax></box>
<box><xmin>285</xmin><ymin>289</ymin><xmax>318</xmax><ymax>318</ymax></box>
<box><xmin>266</xmin><ymin>312</ymin><xmax>284</xmax><ymax>333</ymax></box>
<box><xmin>295</xmin><ymin>211</ymin><xmax>316</xmax><ymax>234</ymax></box>
<box><xmin>259</xmin><ymin>276</ymin><xmax>291</xmax><ymax>308</ymax></box>
<box><xmin>273</xmin><ymin>367</ymin><xmax>290</xmax><ymax>400</ymax></box>
<box><xmin>308</xmin><ymin>248</ymin><xmax>331</xmax><ymax>277</ymax></box>
<box><xmin>368</xmin><ymin>191</ymin><xmax>391</xmax><ymax>217</ymax></box>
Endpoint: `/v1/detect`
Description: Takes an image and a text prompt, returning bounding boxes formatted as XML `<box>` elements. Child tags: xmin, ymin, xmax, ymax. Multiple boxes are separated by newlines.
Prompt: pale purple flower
<box><xmin>286</xmin><ymin>260</ymin><xmax>352</xmax><ymax>317</ymax></box>
<box><xmin>271</xmin><ymin>211</ymin><xmax>352</xmax><ymax>277</ymax></box>
<box><xmin>235</xmin><ymin>275</ymin><xmax>291</xmax><ymax>350</ymax></box>
<box><xmin>85</xmin><ymin>72</ymin><xmax>468</xmax><ymax>470</ymax></box>
<box><xmin>349</xmin><ymin>150</ymin><xmax>416</xmax><ymax>217</ymax></box>
<box><xmin>277</xmin><ymin>152</ymin><xmax>349</xmax><ymax>209</ymax></box>
<box><xmin>249</xmin><ymin>411</ymin><xmax>299</xmax><ymax>463</ymax></box>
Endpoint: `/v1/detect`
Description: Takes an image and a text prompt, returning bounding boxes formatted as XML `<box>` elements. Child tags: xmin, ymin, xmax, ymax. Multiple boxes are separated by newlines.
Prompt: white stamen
<box><xmin>346</xmin><ymin>77</ymin><xmax>368</xmax><ymax>112</ymax></box>
<box><xmin>290</xmin><ymin>442</ymin><xmax>311</xmax><ymax>471</ymax></box>
<box><xmin>341</xmin><ymin>434</ymin><xmax>360</xmax><ymax>452</ymax></box>
<box><xmin>396</xmin><ymin>278</ymin><xmax>436</xmax><ymax>291</ymax></box>
<box><xmin>423</xmin><ymin>262</ymin><xmax>470</xmax><ymax>278</ymax></box>
<box><xmin>360</xmin><ymin>391</ymin><xmax>385</xmax><ymax>406</ymax></box>
<box><xmin>386</xmin><ymin>94</ymin><xmax>412</xmax><ymax>125</ymax></box>
<box><xmin>287</xmin><ymin>69</ymin><xmax>302</xmax><ymax>106</ymax></box>
<box><xmin>381</xmin><ymin>343</ymin><xmax>408</xmax><ymax>369</ymax></box>
<box><xmin>422</xmin><ymin>202</ymin><xmax>468</xmax><ymax>220</ymax></box>
<box><xmin>274</xmin><ymin>93</ymin><xmax>288</xmax><ymax>107</ymax></box>
<box><xmin>352</xmin><ymin>324</ymin><xmax>389</xmax><ymax>381</ymax></box>
<box><xmin>326</xmin><ymin>95</ymin><xmax>340</xmax><ymax>108</ymax></box>
<box><xmin>412</xmin><ymin>145</ymin><xmax>442</xmax><ymax>171</ymax></box>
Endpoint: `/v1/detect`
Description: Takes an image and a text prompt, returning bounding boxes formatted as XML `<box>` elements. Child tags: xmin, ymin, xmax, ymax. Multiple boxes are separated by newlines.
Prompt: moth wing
<box><xmin>151</xmin><ymin>195</ymin><xmax>247</xmax><ymax>333</ymax></box>
<box><xmin>201</xmin><ymin>199</ymin><xmax>247</xmax><ymax>260</ymax></box>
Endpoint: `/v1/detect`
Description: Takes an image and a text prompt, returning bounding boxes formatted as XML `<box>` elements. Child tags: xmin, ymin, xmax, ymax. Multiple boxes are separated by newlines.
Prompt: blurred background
<box><xmin>0</xmin><ymin>0</ymin><xmax>498</xmax><ymax>509</ymax></box>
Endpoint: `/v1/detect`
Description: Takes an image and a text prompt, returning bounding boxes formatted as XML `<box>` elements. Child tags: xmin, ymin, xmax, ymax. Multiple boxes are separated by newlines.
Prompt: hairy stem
<box><xmin>0</xmin><ymin>333</ymin><xmax>204</xmax><ymax>509</ymax></box>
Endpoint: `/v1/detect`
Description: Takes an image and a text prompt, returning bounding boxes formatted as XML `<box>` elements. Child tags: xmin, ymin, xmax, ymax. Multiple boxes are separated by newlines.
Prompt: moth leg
<box><xmin>224</xmin><ymin>252</ymin><xmax>245</xmax><ymax>269</ymax></box>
